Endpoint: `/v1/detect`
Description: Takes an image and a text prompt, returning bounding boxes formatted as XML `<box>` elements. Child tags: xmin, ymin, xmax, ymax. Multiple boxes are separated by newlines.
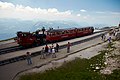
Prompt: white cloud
<box><xmin>80</xmin><ymin>9</ymin><xmax>87</xmax><ymax>12</ymax></box>
<box><xmin>77</xmin><ymin>14</ymin><xmax>81</xmax><ymax>17</ymax></box>
<box><xmin>0</xmin><ymin>1</ymin><xmax>73</xmax><ymax>20</ymax></box>
<box><xmin>0</xmin><ymin>1</ymin><xmax>119</xmax><ymax>25</ymax></box>
<box><xmin>0</xmin><ymin>1</ymin><xmax>15</xmax><ymax>9</ymax></box>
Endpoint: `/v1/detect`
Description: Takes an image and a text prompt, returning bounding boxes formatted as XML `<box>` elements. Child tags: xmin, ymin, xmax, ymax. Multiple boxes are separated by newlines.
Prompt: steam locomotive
<box><xmin>16</xmin><ymin>27</ymin><xmax>94</xmax><ymax>47</ymax></box>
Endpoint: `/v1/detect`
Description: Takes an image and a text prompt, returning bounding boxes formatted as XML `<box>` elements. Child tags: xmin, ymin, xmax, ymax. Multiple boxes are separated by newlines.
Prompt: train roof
<box><xmin>47</xmin><ymin>28</ymin><xmax>76</xmax><ymax>33</ymax></box>
<box><xmin>47</xmin><ymin>27</ymin><xmax>93</xmax><ymax>33</ymax></box>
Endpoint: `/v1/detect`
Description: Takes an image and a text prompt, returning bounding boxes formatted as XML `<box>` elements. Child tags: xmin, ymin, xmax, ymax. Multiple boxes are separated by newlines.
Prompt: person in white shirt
<box><xmin>52</xmin><ymin>47</ymin><xmax>56</xmax><ymax>58</ymax></box>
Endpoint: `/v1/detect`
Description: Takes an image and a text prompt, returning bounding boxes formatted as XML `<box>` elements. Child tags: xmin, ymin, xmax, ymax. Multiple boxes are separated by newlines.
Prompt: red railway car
<box><xmin>16</xmin><ymin>27</ymin><xmax>94</xmax><ymax>47</ymax></box>
<box><xmin>46</xmin><ymin>27</ymin><xmax>94</xmax><ymax>42</ymax></box>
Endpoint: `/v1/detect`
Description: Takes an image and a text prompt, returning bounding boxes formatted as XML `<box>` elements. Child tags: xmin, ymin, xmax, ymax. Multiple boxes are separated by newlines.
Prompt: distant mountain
<box><xmin>32</xmin><ymin>20</ymin><xmax>82</xmax><ymax>30</ymax></box>
<box><xmin>0</xmin><ymin>19</ymin><xmax>36</xmax><ymax>40</ymax></box>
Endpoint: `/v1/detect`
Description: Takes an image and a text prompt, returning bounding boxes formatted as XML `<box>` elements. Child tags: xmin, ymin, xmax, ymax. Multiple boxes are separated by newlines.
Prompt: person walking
<box><xmin>45</xmin><ymin>44</ymin><xmax>48</xmax><ymax>52</ymax></box>
<box><xmin>101</xmin><ymin>34</ymin><xmax>104</xmax><ymax>40</ymax></box>
<box><xmin>103</xmin><ymin>34</ymin><xmax>106</xmax><ymax>41</ymax></box>
<box><xmin>26</xmin><ymin>52</ymin><xmax>32</xmax><ymax>65</ymax></box>
<box><xmin>48</xmin><ymin>46</ymin><xmax>52</xmax><ymax>55</ymax></box>
<box><xmin>45</xmin><ymin>44</ymin><xmax>48</xmax><ymax>56</ymax></box>
<box><xmin>40</xmin><ymin>47</ymin><xmax>45</xmax><ymax>59</ymax></box>
<box><xmin>108</xmin><ymin>36</ymin><xmax>111</xmax><ymax>43</ymax></box>
<box><xmin>67</xmin><ymin>42</ymin><xmax>71</xmax><ymax>53</ymax></box>
<box><xmin>55</xmin><ymin>43</ymin><xmax>59</xmax><ymax>52</ymax></box>
<box><xmin>52</xmin><ymin>47</ymin><xmax>56</xmax><ymax>58</ymax></box>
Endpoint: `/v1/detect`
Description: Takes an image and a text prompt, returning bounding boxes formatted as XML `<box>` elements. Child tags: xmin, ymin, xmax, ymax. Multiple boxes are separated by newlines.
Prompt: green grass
<box><xmin>20</xmin><ymin>43</ymin><xmax>120</xmax><ymax>80</ymax></box>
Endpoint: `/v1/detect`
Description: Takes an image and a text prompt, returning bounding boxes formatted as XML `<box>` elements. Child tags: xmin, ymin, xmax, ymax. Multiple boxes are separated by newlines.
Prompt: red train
<box><xmin>15</xmin><ymin>27</ymin><xmax>94</xmax><ymax>47</ymax></box>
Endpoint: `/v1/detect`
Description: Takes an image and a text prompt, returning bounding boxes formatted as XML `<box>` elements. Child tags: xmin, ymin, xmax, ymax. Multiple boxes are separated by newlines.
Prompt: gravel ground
<box><xmin>100</xmin><ymin>41</ymin><xmax>120</xmax><ymax>74</ymax></box>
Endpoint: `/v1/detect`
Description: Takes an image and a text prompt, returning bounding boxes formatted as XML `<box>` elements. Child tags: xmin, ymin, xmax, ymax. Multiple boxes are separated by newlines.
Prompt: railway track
<box><xmin>0</xmin><ymin>31</ymin><xmax>107</xmax><ymax>66</ymax></box>
<box><xmin>0</xmin><ymin>46</ymin><xmax>21</xmax><ymax>55</ymax></box>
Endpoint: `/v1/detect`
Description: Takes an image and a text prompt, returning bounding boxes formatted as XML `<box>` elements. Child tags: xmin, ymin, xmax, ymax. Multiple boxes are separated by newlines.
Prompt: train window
<box><xmin>81</xmin><ymin>28</ymin><xmax>83</xmax><ymax>31</ymax></box>
<box><xmin>72</xmin><ymin>30</ymin><xmax>74</xmax><ymax>33</ymax></box>
<box><xmin>71</xmin><ymin>30</ymin><xmax>74</xmax><ymax>33</ymax></box>
<box><xmin>66</xmin><ymin>31</ymin><xmax>69</xmax><ymax>34</ymax></box>
<box><xmin>62</xmin><ymin>31</ymin><xmax>64</xmax><ymax>34</ymax></box>
<box><xmin>56</xmin><ymin>32</ymin><xmax>60</xmax><ymax>35</ymax></box>
<box><xmin>59</xmin><ymin>32</ymin><xmax>62</xmax><ymax>35</ymax></box>
<box><xmin>64</xmin><ymin>31</ymin><xmax>66</xmax><ymax>34</ymax></box>
<box><xmin>65</xmin><ymin>31</ymin><xmax>67</xmax><ymax>34</ymax></box>
<box><xmin>69</xmin><ymin>30</ymin><xmax>71</xmax><ymax>33</ymax></box>
<box><xmin>23</xmin><ymin>34</ymin><xmax>27</xmax><ymax>37</ymax></box>
<box><xmin>55</xmin><ymin>32</ymin><xmax>58</xmax><ymax>35</ymax></box>
<box><xmin>71</xmin><ymin>30</ymin><xmax>73</xmax><ymax>33</ymax></box>
<box><xmin>52</xmin><ymin>32</ymin><xmax>55</xmax><ymax>36</ymax></box>
<box><xmin>47</xmin><ymin>32</ymin><xmax>49</xmax><ymax>35</ymax></box>
<box><xmin>50</xmin><ymin>33</ymin><xmax>52</xmax><ymax>36</ymax></box>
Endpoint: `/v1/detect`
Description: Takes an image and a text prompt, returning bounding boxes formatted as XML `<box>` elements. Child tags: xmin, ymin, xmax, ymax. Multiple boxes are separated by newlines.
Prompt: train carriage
<box><xmin>16</xmin><ymin>27</ymin><xmax>94</xmax><ymax>47</ymax></box>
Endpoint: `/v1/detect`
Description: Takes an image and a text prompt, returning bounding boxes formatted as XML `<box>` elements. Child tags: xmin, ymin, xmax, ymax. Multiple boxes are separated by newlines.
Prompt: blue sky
<box><xmin>1</xmin><ymin>0</ymin><xmax>120</xmax><ymax>12</ymax></box>
<box><xmin>0</xmin><ymin>0</ymin><xmax>120</xmax><ymax>25</ymax></box>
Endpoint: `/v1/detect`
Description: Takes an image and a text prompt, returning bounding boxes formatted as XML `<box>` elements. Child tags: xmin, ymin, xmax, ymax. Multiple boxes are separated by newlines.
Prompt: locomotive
<box><xmin>16</xmin><ymin>27</ymin><xmax>94</xmax><ymax>47</ymax></box>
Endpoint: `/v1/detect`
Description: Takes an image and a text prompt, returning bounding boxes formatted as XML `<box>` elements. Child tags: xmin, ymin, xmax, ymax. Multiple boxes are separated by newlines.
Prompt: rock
<box><xmin>105</xmin><ymin>53</ymin><xmax>108</xmax><ymax>55</ymax></box>
<box><xmin>95</xmin><ymin>66</ymin><xmax>99</xmax><ymax>70</ymax></box>
<box><xmin>104</xmin><ymin>62</ymin><xmax>107</xmax><ymax>65</ymax></box>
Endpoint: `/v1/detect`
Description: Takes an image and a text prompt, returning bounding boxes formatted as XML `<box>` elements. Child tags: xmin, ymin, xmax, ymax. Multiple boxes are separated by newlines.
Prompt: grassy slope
<box><xmin>20</xmin><ymin>43</ymin><xmax>120</xmax><ymax>80</ymax></box>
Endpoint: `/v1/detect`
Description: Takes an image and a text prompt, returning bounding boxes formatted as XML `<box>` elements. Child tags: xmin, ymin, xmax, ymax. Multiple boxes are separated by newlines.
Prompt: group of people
<box><xmin>40</xmin><ymin>43</ymin><xmax>59</xmax><ymax>59</ymax></box>
<box><xmin>101</xmin><ymin>33</ymin><xmax>112</xmax><ymax>43</ymax></box>
<box><xmin>26</xmin><ymin>42</ymin><xmax>71</xmax><ymax>65</ymax></box>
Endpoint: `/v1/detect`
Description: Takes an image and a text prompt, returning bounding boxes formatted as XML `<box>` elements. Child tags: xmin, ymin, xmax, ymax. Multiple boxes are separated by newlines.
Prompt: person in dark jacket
<box><xmin>26</xmin><ymin>52</ymin><xmax>32</xmax><ymax>65</ymax></box>
<box><xmin>45</xmin><ymin>44</ymin><xmax>48</xmax><ymax>52</ymax></box>
<box><xmin>55</xmin><ymin>43</ymin><xmax>59</xmax><ymax>52</ymax></box>
<box><xmin>67</xmin><ymin>42</ymin><xmax>71</xmax><ymax>53</ymax></box>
